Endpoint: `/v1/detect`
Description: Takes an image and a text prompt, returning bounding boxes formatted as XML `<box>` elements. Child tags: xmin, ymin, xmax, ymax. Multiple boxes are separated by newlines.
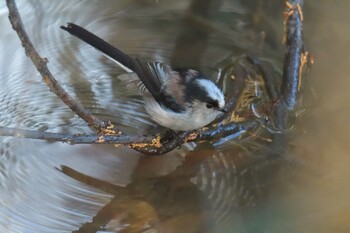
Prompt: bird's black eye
<box><xmin>206</xmin><ymin>103</ymin><xmax>213</xmax><ymax>109</ymax></box>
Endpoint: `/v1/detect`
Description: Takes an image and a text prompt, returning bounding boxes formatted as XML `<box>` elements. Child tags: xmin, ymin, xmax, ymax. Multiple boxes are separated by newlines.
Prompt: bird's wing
<box><xmin>61</xmin><ymin>23</ymin><xmax>185</xmax><ymax>112</ymax></box>
<box><xmin>130</xmin><ymin>60</ymin><xmax>185</xmax><ymax>112</ymax></box>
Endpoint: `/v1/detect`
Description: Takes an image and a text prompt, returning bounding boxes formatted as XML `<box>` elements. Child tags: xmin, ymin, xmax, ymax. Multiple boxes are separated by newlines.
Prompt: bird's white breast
<box><xmin>144</xmin><ymin>98</ymin><xmax>219</xmax><ymax>131</ymax></box>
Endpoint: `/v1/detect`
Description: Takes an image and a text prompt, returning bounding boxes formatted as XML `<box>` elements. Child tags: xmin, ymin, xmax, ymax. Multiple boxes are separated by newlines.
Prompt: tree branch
<box><xmin>281</xmin><ymin>0</ymin><xmax>304</xmax><ymax>111</ymax></box>
<box><xmin>273</xmin><ymin>0</ymin><xmax>306</xmax><ymax>130</ymax></box>
<box><xmin>6</xmin><ymin>0</ymin><xmax>108</xmax><ymax>131</ymax></box>
<box><xmin>0</xmin><ymin>126</ymin><xmax>151</xmax><ymax>145</ymax></box>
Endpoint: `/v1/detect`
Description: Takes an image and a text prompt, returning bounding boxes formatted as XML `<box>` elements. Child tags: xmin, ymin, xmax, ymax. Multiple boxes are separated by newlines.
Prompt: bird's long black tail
<box><xmin>61</xmin><ymin>23</ymin><xmax>134</xmax><ymax>72</ymax></box>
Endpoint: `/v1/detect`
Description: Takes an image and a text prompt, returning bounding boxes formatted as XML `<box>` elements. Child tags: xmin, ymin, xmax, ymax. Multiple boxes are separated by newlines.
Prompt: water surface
<box><xmin>0</xmin><ymin>1</ymin><xmax>349</xmax><ymax>233</ymax></box>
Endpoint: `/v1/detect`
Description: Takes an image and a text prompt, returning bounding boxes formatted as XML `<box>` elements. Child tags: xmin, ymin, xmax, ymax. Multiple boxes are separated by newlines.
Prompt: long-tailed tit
<box><xmin>61</xmin><ymin>23</ymin><xmax>226</xmax><ymax>131</ymax></box>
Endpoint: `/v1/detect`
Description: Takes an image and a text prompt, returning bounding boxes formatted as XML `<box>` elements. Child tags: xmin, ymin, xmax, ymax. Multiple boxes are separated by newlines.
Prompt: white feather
<box><xmin>144</xmin><ymin>98</ymin><xmax>221</xmax><ymax>131</ymax></box>
<box><xmin>196</xmin><ymin>79</ymin><xmax>225</xmax><ymax>108</ymax></box>
<box><xmin>101</xmin><ymin>53</ymin><xmax>133</xmax><ymax>73</ymax></box>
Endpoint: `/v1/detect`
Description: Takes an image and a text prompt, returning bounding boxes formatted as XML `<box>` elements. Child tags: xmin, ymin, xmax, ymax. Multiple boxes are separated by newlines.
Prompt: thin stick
<box><xmin>281</xmin><ymin>0</ymin><xmax>304</xmax><ymax>111</ymax></box>
<box><xmin>0</xmin><ymin>126</ymin><xmax>150</xmax><ymax>145</ymax></box>
<box><xmin>6</xmin><ymin>0</ymin><xmax>108</xmax><ymax>131</ymax></box>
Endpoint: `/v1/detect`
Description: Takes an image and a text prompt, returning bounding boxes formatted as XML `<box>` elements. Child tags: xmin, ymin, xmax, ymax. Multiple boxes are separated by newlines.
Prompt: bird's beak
<box><xmin>218</xmin><ymin>108</ymin><xmax>227</xmax><ymax>113</ymax></box>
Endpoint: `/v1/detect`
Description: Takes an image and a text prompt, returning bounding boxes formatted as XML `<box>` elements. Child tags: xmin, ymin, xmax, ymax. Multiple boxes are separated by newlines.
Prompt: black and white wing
<box><xmin>130</xmin><ymin>60</ymin><xmax>186</xmax><ymax>112</ymax></box>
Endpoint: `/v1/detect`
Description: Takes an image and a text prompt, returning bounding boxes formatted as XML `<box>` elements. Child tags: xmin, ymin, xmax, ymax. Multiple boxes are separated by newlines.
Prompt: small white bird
<box><xmin>61</xmin><ymin>23</ymin><xmax>226</xmax><ymax>131</ymax></box>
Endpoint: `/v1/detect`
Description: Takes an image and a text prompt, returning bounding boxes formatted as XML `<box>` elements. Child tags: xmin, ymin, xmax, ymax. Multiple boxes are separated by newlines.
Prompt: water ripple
<box><xmin>0</xmin><ymin>1</ymin><xmax>275</xmax><ymax>232</ymax></box>
<box><xmin>0</xmin><ymin>137</ymin><xmax>127</xmax><ymax>233</ymax></box>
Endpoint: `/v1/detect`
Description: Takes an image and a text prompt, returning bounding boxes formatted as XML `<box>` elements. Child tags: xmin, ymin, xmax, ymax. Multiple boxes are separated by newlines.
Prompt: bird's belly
<box><xmin>144</xmin><ymin>99</ymin><xmax>216</xmax><ymax>131</ymax></box>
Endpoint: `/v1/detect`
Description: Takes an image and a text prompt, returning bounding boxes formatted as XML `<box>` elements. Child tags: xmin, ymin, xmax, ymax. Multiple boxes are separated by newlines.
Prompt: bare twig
<box><xmin>281</xmin><ymin>0</ymin><xmax>304</xmax><ymax>111</ymax></box>
<box><xmin>270</xmin><ymin>0</ymin><xmax>305</xmax><ymax>132</ymax></box>
<box><xmin>0</xmin><ymin>121</ymin><xmax>253</xmax><ymax>149</ymax></box>
<box><xmin>6</xmin><ymin>0</ymin><xmax>108</xmax><ymax>131</ymax></box>
<box><xmin>0</xmin><ymin>126</ymin><xmax>151</xmax><ymax>145</ymax></box>
<box><xmin>131</xmin><ymin>121</ymin><xmax>256</xmax><ymax>155</ymax></box>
